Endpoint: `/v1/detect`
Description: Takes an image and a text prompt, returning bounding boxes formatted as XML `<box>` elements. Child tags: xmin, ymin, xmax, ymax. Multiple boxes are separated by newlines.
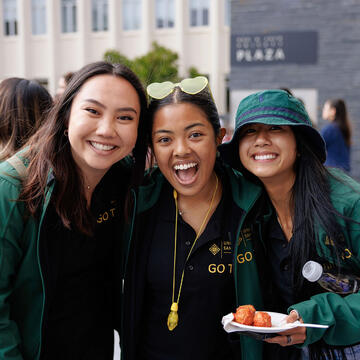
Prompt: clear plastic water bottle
<box><xmin>302</xmin><ymin>260</ymin><xmax>360</xmax><ymax>294</ymax></box>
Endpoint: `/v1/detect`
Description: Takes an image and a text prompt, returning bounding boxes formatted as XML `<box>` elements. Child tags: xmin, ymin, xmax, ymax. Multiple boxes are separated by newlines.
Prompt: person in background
<box><xmin>220</xmin><ymin>117</ymin><xmax>234</xmax><ymax>143</ymax></box>
<box><xmin>55</xmin><ymin>71</ymin><xmax>75</xmax><ymax>101</ymax></box>
<box><xmin>220</xmin><ymin>90</ymin><xmax>360</xmax><ymax>360</ymax></box>
<box><xmin>120</xmin><ymin>76</ymin><xmax>262</xmax><ymax>360</ymax></box>
<box><xmin>0</xmin><ymin>77</ymin><xmax>53</xmax><ymax>161</ymax></box>
<box><xmin>0</xmin><ymin>61</ymin><xmax>147</xmax><ymax>359</ymax></box>
<box><xmin>321</xmin><ymin>98</ymin><xmax>351</xmax><ymax>172</ymax></box>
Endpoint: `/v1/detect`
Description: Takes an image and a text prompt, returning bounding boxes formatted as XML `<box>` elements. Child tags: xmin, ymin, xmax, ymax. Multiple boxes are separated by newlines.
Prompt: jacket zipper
<box><xmin>36</xmin><ymin>185</ymin><xmax>53</xmax><ymax>360</ymax></box>
<box><xmin>232</xmin><ymin>191</ymin><xmax>261</xmax><ymax>360</ymax></box>
<box><xmin>120</xmin><ymin>188</ymin><xmax>137</xmax><ymax>359</ymax></box>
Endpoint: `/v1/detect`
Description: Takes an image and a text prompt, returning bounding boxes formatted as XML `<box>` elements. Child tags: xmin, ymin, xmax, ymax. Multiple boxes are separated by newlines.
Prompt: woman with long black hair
<box><xmin>321</xmin><ymin>98</ymin><xmax>352</xmax><ymax>172</ymax></box>
<box><xmin>220</xmin><ymin>90</ymin><xmax>360</xmax><ymax>360</ymax></box>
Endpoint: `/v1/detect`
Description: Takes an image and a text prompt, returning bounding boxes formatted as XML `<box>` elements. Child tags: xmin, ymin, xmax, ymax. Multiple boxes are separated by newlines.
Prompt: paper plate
<box><xmin>223</xmin><ymin>311</ymin><xmax>300</xmax><ymax>334</ymax></box>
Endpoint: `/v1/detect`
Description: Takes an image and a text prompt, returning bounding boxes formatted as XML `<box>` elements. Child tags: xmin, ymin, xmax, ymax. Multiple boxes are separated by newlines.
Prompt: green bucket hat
<box><xmin>219</xmin><ymin>89</ymin><xmax>326</xmax><ymax>169</ymax></box>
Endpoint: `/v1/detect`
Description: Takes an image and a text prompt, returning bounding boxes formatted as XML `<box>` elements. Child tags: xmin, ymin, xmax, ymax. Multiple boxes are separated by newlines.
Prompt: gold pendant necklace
<box><xmin>167</xmin><ymin>174</ymin><xmax>219</xmax><ymax>331</ymax></box>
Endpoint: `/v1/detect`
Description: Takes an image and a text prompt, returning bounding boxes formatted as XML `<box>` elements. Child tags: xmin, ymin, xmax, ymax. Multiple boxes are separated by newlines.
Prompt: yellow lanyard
<box><xmin>167</xmin><ymin>174</ymin><xmax>219</xmax><ymax>331</ymax></box>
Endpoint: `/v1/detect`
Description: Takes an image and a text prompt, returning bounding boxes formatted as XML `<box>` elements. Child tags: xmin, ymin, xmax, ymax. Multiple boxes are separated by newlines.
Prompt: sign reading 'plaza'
<box><xmin>231</xmin><ymin>31</ymin><xmax>318</xmax><ymax>66</ymax></box>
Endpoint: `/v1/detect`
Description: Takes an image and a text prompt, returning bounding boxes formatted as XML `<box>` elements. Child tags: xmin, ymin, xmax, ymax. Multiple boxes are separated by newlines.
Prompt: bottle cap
<box><xmin>302</xmin><ymin>261</ymin><xmax>323</xmax><ymax>282</ymax></box>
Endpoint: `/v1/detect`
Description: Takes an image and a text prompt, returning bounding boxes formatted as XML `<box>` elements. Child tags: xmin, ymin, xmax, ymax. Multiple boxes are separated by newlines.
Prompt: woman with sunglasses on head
<box><xmin>220</xmin><ymin>90</ymin><xmax>360</xmax><ymax>360</ymax></box>
<box><xmin>0</xmin><ymin>61</ymin><xmax>147</xmax><ymax>359</ymax></box>
<box><xmin>119</xmin><ymin>77</ymin><xmax>262</xmax><ymax>360</ymax></box>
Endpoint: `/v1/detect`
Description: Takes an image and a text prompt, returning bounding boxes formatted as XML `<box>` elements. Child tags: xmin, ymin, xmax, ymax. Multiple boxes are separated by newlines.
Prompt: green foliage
<box><xmin>103</xmin><ymin>49</ymin><xmax>132</xmax><ymax>69</ymax></box>
<box><xmin>132</xmin><ymin>42</ymin><xmax>179</xmax><ymax>86</ymax></box>
<box><xmin>188</xmin><ymin>66</ymin><xmax>205</xmax><ymax>78</ymax></box>
<box><xmin>104</xmin><ymin>42</ymin><xmax>179</xmax><ymax>86</ymax></box>
<box><xmin>104</xmin><ymin>42</ymin><xmax>204</xmax><ymax>86</ymax></box>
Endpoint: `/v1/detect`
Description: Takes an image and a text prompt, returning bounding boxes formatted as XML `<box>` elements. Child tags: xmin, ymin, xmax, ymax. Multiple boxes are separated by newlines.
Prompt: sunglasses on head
<box><xmin>146</xmin><ymin>76</ymin><xmax>209</xmax><ymax>100</ymax></box>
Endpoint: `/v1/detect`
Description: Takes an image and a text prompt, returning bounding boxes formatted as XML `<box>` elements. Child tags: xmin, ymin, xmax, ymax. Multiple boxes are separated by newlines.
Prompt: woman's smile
<box><xmin>173</xmin><ymin>161</ymin><xmax>199</xmax><ymax>185</ymax></box>
<box><xmin>68</xmin><ymin>74</ymin><xmax>140</xmax><ymax>182</ymax></box>
<box><xmin>152</xmin><ymin>102</ymin><xmax>219</xmax><ymax>198</ymax></box>
<box><xmin>252</xmin><ymin>152</ymin><xmax>278</xmax><ymax>161</ymax></box>
<box><xmin>239</xmin><ymin>124</ymin><xmax>297</xmax><ymax>184</ymax></box>
<box><xmin>88</xmin><ymin>140</ymin><xmax>117</xmax><ymax>152</ymax></box>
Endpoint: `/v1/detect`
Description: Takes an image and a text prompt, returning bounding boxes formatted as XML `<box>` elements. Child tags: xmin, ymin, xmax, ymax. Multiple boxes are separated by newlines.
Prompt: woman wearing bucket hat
<box><xmin>220</xmin><ymin>90</ymin><xmax>360</xmax><ymax>359</ymax></box>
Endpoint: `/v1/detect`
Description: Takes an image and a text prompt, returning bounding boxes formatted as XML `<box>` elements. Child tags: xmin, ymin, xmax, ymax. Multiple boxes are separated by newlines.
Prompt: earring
<box><xmin>216</xmin><ymin>150</ymin><xmax>220</xmax><ymax>158</ymax></box>
<box><xmin>64</xmin><ymin>129</ymin><xmax>68</xmax><ymax>137</ymax></box>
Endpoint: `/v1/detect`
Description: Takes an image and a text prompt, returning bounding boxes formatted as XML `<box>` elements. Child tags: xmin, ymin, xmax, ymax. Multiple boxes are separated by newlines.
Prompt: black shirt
<box><xmin>267</xmin><ymin>213</ymin><xmax>295</xmax><ymax>309</ymax></box>
<box><xmin>139</xmin><ymin>181</ymin><xmax>237</xmax><ymax>360</ymax></box>
<box><xmin>263</xmin><ymin>213</ymin><xmax>301</xmax><ymax>360</ymax></box>
<box><xmin>40</xmin><ymin>166</ymin><xmax>126</xmax><ymax>360</ymax></box>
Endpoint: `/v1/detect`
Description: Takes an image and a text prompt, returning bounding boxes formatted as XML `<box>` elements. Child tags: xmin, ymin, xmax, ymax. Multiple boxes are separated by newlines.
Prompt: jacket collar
<box><xmin>136</xmin><ymin>163</ymin><xmax>263</xmax><ymax>215</ymax></box>
<box><xmin>45</xmin><ymin>155</ymin><xmax>134</xmax><ymax>186</ymax></box>
<box><xmin>223</xmin><ymin>164</ymin><xmax>262</xmax><ymax>213</ymax></box>
<box><xmin>136</xmin><ymin>167</ymin><xmax>165</xmax><ymax>213</ymax></box>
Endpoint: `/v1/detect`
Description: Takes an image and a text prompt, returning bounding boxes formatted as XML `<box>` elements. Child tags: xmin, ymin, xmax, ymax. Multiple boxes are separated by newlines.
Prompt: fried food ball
<box><xmin>253</xmin><ymin>311</ymin><xmax>272</xmax><ymax>327</ymax></box>
<box><xmin>234</xmin><ymin>305</ymin><xmax>256</xmax><ymax>325</ymax></box>
<box><xmin>236</xmin><ymin>304</ymin><xmax>256</xmax><ymax>314</ymax></box>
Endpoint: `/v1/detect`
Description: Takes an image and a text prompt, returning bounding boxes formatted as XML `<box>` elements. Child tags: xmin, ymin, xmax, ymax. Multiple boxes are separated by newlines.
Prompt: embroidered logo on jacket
<box><xmin>238</xmin><ymin>227</ymin><xmax>252</xmax><ymax>246</ymax></box>
<box><xmin>324</xmin><ymin>235</ymin><xmax>353</xmax><ymax>260</ymax></box>
<box><xmin>209</xmin><ymin>244</ymin><xmax>220</xmax><ymax>255</ymax></box>
<box><xmin>97</xmin><ymin>200</ymin><xmax>118</xmax><ymax>224</ymax></box>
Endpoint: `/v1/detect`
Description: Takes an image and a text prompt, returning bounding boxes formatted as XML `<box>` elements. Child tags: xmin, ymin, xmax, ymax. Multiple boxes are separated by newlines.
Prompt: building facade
<box><xmin>230</xmin><ymin>0</ymin><xmax>360</xmax><ymax>178</ymax></box>
<box><xmin>0</xmin><ymin>0</ymin><xmax>230</xmax><ymax>115</ymax></box>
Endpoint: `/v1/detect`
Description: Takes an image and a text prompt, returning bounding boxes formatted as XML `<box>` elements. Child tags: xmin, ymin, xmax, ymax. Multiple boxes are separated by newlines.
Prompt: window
<box><xmin>225</xmin><ymin>0</ymin><xmax>230</xmax><ymax>26</ymax></box>
<box><xmin>3</xmin><ymin>0</ymin><xmax>17</xmax><ymax>36</ymax></box>
<box><xmin>155</xmin><ymin>0</ymin><xmax>174</xmax><ymax>29</ymax></box>
<box><xmin>92</xmin><ymin>0</ymin><xmax>108</xmax><ymax>31</ymax></box>
<box><xmin>189</xmin><ymin>0</ymin><xmax>209</xmax><ymax>27</ymax></box>
<box><xmin>31</xmin><ymin>0</ymin><xmax>46</xmax><ymax>35</ymax></box>
<box><xmin>122</xmin><ymin>0</ymin><xmax>142</xmax><ymax>31</ymax></box>
<box><xmin>61</xmin><ymin>0</ymin><xmax>77</xmax><ymax>33</ymax></box>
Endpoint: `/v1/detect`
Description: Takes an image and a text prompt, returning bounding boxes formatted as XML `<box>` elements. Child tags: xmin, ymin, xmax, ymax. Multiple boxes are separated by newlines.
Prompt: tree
<box><xmin>103</xmin><ymin>49</ymin><xmax>132</xmax><ymax>69</ymax></box>
<box><xmin>188</xmin><ymin>66</ymin><xmax>206</xmax><ymax>78</ymax></box>
<box><xmin>104</xmin><ymin>42</ymin><xmax>202</xmax><ymax>86</ymax></box>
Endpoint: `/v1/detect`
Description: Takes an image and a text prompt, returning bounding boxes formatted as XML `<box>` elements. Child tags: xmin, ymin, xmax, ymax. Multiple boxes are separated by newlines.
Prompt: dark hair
<box><xmin>290</xmin><ymin>130</ymin><xmax>347</xmax><ymax>284</ymax></box>
<box><xmin>0</xmin><ymin>78</ymin><xmax>53</xmax><ymax>161</ymax></box>
<box><xmin>148</xmin><ymin>85</ymin><xmax>220</xmax><ymax>144</ymax></box>
<box><xmin>294</xmin><ymin>137</ymin><xmax>358</xmax><ymax>360</ymax></box>
<box><xmin>327</xmin><ymin>98</ymin><xmax>352</xmax><ymax>146</ymax></box>
<box><xmin>20</xmin><ymin>61</ymin><xmax>148</xmax><ymax>234</ymax></box>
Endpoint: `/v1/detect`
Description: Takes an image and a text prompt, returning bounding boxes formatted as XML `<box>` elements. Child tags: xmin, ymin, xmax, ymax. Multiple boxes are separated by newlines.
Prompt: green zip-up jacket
<box><xmin>0</xmin><ymin>159</ymin><xmax>53</xmax><ymax>360</ymax></box>
<box><xmin>0</xmin><ymin>157</ymin><xmax>132</xmax><ymax>360</ymax></box>
<box><xmin>234</xmin><ymin>169</ymin><xmax>360</xmax><ymax>360</ymax></box>
<box><xmin>119</xmin><ymin>164</ymin><xmax>262</xmax><ymax>360</ymax></box>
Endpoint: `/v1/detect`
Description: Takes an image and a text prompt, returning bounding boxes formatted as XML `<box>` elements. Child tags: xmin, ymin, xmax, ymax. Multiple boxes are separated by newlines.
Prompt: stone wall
<box><xmin>230</xmin><ymin>0</ymin><xmax>360</xmax><ymax>178</ymax></box>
